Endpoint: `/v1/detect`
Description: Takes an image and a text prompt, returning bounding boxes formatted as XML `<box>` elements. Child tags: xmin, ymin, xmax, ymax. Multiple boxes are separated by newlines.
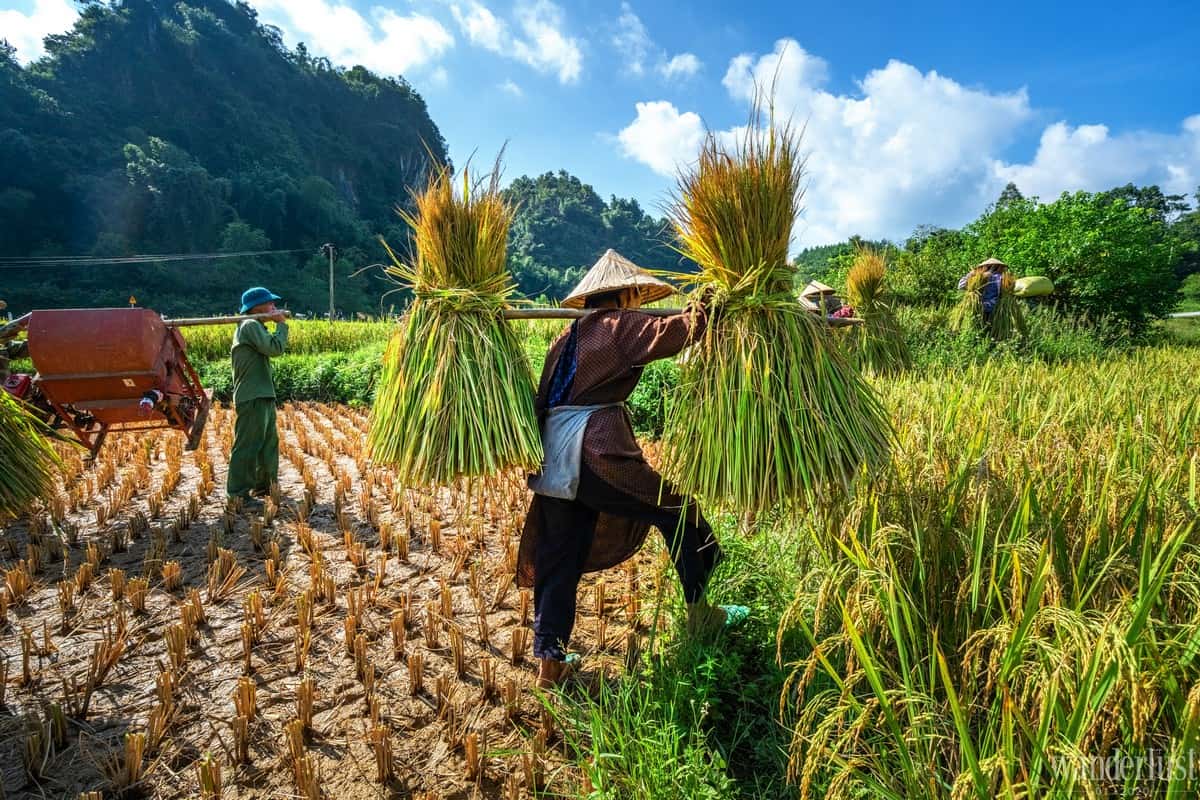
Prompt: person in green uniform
<box><xmin>227</xmin><ymin>287</ymin><xmax>288</xmax><ymax>506</ymax></box>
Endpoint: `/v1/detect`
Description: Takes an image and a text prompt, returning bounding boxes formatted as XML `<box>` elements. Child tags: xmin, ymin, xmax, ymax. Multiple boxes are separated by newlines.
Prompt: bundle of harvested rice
<box><xmin>949</xmin><ymin>268</ymin><xmax>985</xmax><ymax>333</ymax></box>
<box><xmin>368</xmin><ymin>161</ymin><xmax>541</xmax><ymax>485</ymax></box>
<box><xmin>843</xmin><ymin>247</ymin><xmax>911</xmax><ymax>375</ymax></box>
<box><xmin>0</xmin><ymin>390</ymin><xmax>59</xmax><ymax>518</ymax></box>
<box><xmin>661</xmin><ymin>110</ymin><xmax>892</xmax><ymax>515</ymax></box>
<box><xmin>989</xmin><ymin>272</ymin><xmax>1027</xmax><ymax>341</ymax></box>
<box><xmin>950</xmin><ymin>268</ymin><xmax>1027</xmax><ymax>341</ymax></box>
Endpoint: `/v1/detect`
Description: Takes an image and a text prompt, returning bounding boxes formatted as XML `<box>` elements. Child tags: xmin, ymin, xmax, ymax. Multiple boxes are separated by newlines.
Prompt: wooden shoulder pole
<box><xmin>163</xmin><ymin>311</ymin><xmax>293</xmax><ymax>328</ymax></box>
<box><xmin>500</xmin><ymin>308</ymin><xmax>863</xmax><ymax>326</ymax></box>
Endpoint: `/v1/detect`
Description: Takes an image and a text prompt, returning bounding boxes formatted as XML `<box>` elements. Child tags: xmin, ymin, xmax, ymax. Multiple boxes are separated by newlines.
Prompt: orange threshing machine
<box><xmin>3</xmin><ymin>308</ymin><xmax>211</xmax><ymax>457</ymax></box>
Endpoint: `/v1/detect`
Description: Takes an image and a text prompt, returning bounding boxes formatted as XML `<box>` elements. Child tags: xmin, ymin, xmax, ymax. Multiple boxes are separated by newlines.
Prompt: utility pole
<box><xmin>320</xmin><ymin>243</ymin><xmax>336</xmax><ymax>323</ymax></box>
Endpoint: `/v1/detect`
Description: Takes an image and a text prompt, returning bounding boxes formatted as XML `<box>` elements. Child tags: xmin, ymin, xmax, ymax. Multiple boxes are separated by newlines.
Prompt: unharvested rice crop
<box><xmin>181</xmin><ymin>319</ymin><xmax>392</xmax><ymax>363</ymax></box>
<box><xmin>779</xmin><ymin>347</ymin><xmax>1200</xmax><ymax>799</ymax></box>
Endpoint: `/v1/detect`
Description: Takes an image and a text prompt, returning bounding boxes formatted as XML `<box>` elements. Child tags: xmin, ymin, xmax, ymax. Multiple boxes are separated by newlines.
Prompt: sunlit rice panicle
<box><xmin>0</xmin><ymin>390</ymin><xmax>60</xmax><ymax>519</ymax></box>
<box><xmin>661</xmin><ymin>104</ymin><xmax>893</xmax><ymax>515</ymax></box>
<box><xmin>368</xmin><ymin>159</ymin><xmax>541</xmax><ymax>484</ymax></box>
<box><xmin>842</xmin><ymin>247</ymin><xmax>911</xmax><ymax>376</ymax></box>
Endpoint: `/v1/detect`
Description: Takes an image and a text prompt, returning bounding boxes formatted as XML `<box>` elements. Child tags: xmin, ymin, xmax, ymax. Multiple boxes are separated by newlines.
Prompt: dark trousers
<box><xmin>533</xmin><ymin>464</ymin><xmax>721</xmax><ymax>661</ymax></box>
<box><xmin>226</xmin><ymin>398</ymin><xmax>279</xmax><ymax>499</ymax></box>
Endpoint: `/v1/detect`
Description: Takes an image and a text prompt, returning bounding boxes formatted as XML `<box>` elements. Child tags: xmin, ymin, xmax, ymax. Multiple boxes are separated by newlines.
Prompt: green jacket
<box><xmin>231</xmin><ymin>319</ymin><xmax>288</xmax><ymax>404</ymax></box>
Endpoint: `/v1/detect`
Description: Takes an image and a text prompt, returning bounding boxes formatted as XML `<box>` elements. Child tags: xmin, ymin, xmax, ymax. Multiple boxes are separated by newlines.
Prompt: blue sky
<box><xmin>4</xmin><ymin>0</ymin><xmax>1199</xmax><ymax>245</ymax></box>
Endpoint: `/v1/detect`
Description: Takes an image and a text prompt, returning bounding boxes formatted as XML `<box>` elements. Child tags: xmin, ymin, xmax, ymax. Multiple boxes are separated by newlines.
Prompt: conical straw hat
<box><xmin>976</xmin><ymin>257</ymin><xmax>1009</xmax><ymax>270</ymax></box>
<box><xmin>562</xmin><ymin>249</ymin><xmax>676</xmax><ymax>309</ymax></box>
<box><xmin>800</xmin><ymin>280</ymin><xmax>836</xmax><ymax>298</ymax></box>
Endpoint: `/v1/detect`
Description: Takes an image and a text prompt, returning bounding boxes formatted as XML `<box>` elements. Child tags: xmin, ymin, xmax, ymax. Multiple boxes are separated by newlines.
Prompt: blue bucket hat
<box><xmin>240</xmin><ymin>287</ymin><xmax>282</xmax><ymax>314</ymax></box>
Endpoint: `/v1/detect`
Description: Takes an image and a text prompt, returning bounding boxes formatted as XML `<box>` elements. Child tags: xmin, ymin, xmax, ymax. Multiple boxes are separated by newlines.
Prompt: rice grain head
<box><xmin>842</xmin><ymin>246</ymin><xmax>911</xmax><ymax>376</ymax></box>
<box><xmin>662</xmin><ymin>101</ymin><xmax>893</xmax><ymax>515</ymax></box>
<box><xmin>368</xmin><ymin>158</ymin><xmax>541</xmax><ymax>486</ymax></box>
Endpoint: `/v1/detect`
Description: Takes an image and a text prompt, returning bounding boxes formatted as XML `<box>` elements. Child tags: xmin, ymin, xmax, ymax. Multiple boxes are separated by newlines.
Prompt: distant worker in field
<box><xmin>227</xmin><ymin>287</ymin><xmax>288</xmax><ymax>507</ymax></box>
<box><xmin>0</xmin><ymin>300</ymin><xmax>29</xmax><ymax>384</ymax></box>
<box><xmin>801</xmin><ymin>280</ymin><xmax>853</xmax><ymax>317</ymax></box>
<box><xmin>517</xmin><ymin>250</ymin><xmax>748</xmax><ymax>689</ymax></box>
<box><xmin>957</xmin><ymin>257</ymin><xmax>1009</xmax><ymax>321</ymax></box>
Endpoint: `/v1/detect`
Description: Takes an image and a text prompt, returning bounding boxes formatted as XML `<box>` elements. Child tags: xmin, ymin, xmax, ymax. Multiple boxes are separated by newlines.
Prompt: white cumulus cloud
<box><xmin>1</xmin><ymin>0</ymin><xmax>79</xmax><ymax>63</ymax></box>
<box><xmin>621</xmin><ymin>38</ymin><xmax>1200</xmax><ymax>245</ymax></box>
<box><xmin>623</xmin><ymin>39</ymin><xmax>1032</xmax><ymax>243</ymax></box>
<box><xmin>611</xmin><ymin>3</ymin><xmax>701</xmax><ymax>82</ymax></box>
<box><xmin>253</xmin><ymin>0</ymin><xmax>454</xmax><ymax>77</ymax></box>
<box><xmin>450</xmin><ymin>0</ymin><xmax>583</xmax><ymax>84</ymax></box>
<box><xmin>499</xmin><ymin>78</ymin><xmax>524</xmax><ymax>97</ymax></box>
<box><xmin>617</xmin><ymin>100</ymin><xmax>705</xmax><ymax>176</ymax></box>
<box><xmin>659</xmin><ymin>52</ymin><xmax>701</xmax><ymax>80</ymax></box>
<box><xmin>992</xmin><ymin>117</ymin><xmax>1200</xmax><ymax>201</ymax></box>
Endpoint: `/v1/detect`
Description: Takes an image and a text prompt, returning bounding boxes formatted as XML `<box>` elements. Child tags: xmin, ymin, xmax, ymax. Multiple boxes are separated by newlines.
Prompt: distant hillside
<box><xmin>0</xmin><ymin>0</ymin><xmax>690</xmax><ymax>317</ymax></box>
<box><xmin>502</xmin><ymin>171</ymin><xmax>694</xmax><ymax>300</ymax></box>
<box><xmin>1</xmin><ymin>0</ymin><xmax>448</xmax><ymax>315</ymax></box>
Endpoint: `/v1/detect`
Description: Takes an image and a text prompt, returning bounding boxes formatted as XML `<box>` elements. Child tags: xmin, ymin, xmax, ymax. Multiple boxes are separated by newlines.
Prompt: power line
<box><xmin>0</xmin><ymin>248</ymin><xmax>311</xmax><ymax>269</ymax></box>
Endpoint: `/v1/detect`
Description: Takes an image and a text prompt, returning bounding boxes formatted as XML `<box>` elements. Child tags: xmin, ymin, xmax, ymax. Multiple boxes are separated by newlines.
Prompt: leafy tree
<box><xmin>503</xmin><ymin>171</ymin><xmax>686</xmax><ymax>299</ymax></box>
<box><xmin>997</xmin><ymin>182</ymin><xmax>1025</xmax><ymax>207</ymax></box>
<box><xmin>965</xmin><ymin>191</ymin><xmax>1180</xmax><ymax>329</ymax></box>
<box><xmin>891</xmin><ymin>226</ymin><xmax>972</xmax><ymax>305</ymax></box>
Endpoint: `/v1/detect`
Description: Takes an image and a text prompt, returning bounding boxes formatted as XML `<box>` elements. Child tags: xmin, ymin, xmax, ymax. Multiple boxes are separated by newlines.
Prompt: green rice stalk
<box><xmin>368</xmin><ymin>160</ymin><xmax>541</xmax><ymax>484</ymax></box>
<box><xmin>661</xmin><ymin>105</ymin><xmax>893</xmax><ymax>515</ymax></box>
<box><xmin>0</xmin><ymin>390</ymin><xmax>60</xmax><ymax>519</ymax></box>
<box><xmin>950</xmin><ymin>269</ymin><xmax>985</xmax><ymax>333</ymax></box>
<box><xmin>842</xmin><ymin>248</ymin><xmax>911</xmax><ymax>376</ymax></box>
<box><xmin>990</xmin><ymin>272</ymin><xmax>1028</xmax><ymax>341</ymax></box>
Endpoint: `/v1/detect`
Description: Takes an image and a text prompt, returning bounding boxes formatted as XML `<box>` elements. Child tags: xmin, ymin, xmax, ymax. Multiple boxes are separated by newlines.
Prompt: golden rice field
<box><xmin>180</xmin><ymin>320</ymin><xmax>393</xmax><ymax>362</ymax></box>
<box><xmin>777</xmin><ymin>345</ymin><xmax>1200</xmax><ymax>799</ymax></box>
<box><xmin>0</xmin><ymin>344</ymin><xmax>1198</xmax><ymax>798</ymax></box>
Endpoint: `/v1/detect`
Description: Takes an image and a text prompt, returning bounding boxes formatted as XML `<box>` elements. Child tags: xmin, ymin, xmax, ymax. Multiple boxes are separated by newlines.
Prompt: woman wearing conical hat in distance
<box><xmin>957</xmin><ymin>257</ymin><xmax>1009</xmax><ymax>323</ymax></box>
<box><xmin>517</xmin><ymin>250</ymin><xmax>748</xmax><ymax>689</ymax></box>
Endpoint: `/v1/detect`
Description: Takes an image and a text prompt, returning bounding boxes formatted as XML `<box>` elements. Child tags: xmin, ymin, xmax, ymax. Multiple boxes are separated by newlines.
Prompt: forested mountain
<box><xmin>1</xmin><ymin>0</ymin><xmax>449</xmax><ymax>315</ymax></box>
<box><xmin>502</xmin><ymin>171</ymin><xmax>689</xmax><ymax>299</ymax></box>
<box><xmin>0</xmin><ymin>0</ymin><xmax>678</xmax><ymax>315</ymax></box>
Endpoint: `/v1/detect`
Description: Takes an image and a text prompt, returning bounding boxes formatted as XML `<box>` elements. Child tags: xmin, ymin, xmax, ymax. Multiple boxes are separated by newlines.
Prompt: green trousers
<box><xmin>227</xmin><ymin>398</ymin><xmax>279</xmax><ymax>499</ymax></box>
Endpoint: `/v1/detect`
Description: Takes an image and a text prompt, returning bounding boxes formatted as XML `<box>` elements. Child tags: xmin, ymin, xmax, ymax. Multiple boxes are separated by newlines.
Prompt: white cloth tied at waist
<box><xmin>527</xmin><ymin>403</ymin><xmax>623</xmax><ymax>500</ymax></box>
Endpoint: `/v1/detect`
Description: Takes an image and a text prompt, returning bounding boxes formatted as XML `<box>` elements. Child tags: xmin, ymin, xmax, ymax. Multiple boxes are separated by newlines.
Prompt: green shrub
<box><xmin>199</xmin><ymin>343</ymin><xmax>384</xmax><ymax>404</ymax></box>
